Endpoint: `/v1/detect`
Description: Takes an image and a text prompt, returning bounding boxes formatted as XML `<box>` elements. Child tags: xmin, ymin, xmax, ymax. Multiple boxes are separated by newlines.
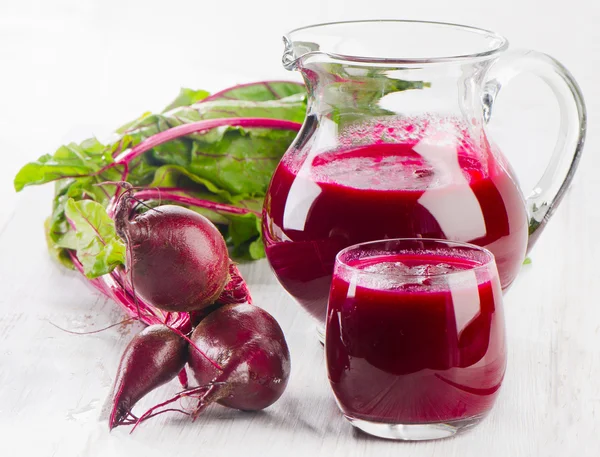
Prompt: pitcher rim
<box><xmin>284</xmin><ymin>19</ymin><xmax>509</xmax><ymax>65</ymax></box>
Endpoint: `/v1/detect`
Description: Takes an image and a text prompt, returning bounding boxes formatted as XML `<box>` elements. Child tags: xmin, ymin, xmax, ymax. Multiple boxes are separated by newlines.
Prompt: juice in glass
<box><xmin>325</xmin><ymin>238</ymin><xmax>506</xmax><ymax>440</ymax></box>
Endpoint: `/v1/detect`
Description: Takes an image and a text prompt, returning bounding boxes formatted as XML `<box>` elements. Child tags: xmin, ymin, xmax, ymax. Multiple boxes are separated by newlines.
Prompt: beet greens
<box><xmin>14</xmin><ymin>80</ymin><xmax>304</xmax><ymax>332</ymax></box>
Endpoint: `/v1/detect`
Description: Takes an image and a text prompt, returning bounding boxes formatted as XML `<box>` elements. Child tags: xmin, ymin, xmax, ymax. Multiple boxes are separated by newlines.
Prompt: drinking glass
<box><xmin>326</xmin><ymin>238</ymin><xmax>506</xmax><ymax>440</ymax></box>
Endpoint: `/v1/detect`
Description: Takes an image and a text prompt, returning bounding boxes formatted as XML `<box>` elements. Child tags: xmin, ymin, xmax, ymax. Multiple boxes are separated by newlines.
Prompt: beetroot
<box><xmin>109</xmin><ymin>324</ymin><xmax>188</xmax><ymax>429</ymax></box>
<box><xmin>188</xmin><ymin>303</ymin><xmax>290</xmax><ymax>412</ymax></box>
<box><xmin>115</xmin><ymin>196</ymin><xmax>230</xmax><ymax>312</ymax></box>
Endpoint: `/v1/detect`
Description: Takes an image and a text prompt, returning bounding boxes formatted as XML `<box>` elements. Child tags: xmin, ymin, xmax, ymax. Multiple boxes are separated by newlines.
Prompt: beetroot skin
<box><xmin>188</xmin><ymin>303</ymin><xmax>291</xmax><ymax>411</ymax></box>
<box><xmin>109</xmin><ymin>324</ymin><xmax>188</xmax><ymax>429</ymax></box>
<box><xmin>116</xmin><ymin>201</ymin><xmax>230</xmax><ymax>312</ymax></box>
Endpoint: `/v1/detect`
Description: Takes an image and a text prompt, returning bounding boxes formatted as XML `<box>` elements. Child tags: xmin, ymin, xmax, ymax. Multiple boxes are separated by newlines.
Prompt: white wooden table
<box><xmin>1</xmin><ymin>1</ymin><xmax>599</xmax><ymax>455</ymax></box>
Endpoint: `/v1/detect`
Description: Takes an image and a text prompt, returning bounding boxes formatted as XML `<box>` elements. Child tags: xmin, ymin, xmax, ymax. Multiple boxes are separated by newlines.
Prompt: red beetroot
<box><xmin>188</xmin><ymin>303</ymin><xmax>290</xmax><ymax>412</ymax></box>
<box><xmin>109</xmin><ymin>324</ymin><xmax>188</xmax><ymax>429</ymax></box>
<box><xmin>115</xmin><ymin>197</ymin><xmax>230</xmax><ymax>313</ymax></box>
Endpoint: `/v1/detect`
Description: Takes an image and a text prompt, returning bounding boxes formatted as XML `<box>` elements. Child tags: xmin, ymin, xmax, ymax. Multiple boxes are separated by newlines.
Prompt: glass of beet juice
<box><xmin>326</xmin><ymin>238</ymin><xmax>506</xmax><ymax>440</ymax></box>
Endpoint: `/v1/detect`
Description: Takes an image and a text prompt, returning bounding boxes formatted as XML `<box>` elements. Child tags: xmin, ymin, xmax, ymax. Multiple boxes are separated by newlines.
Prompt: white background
<box><xmin>1</xmin><ymin>1</ymin><xmax>599</xmax><ymax>456</ymax></box>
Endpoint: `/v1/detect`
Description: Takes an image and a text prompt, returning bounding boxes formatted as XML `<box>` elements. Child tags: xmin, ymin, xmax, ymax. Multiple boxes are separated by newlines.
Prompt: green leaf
<box><xmin>64</xmin><ymin>199</ymin><xmax>125</xmax><ymax>278</ymax></box>
<box><xmin>126</xmin><ymin>123</ymin><xmax>296</xmax><ymax>198</ymax></box>
<box><xmin>162</xmin><ymin>88</ymin><xmax>210</xmax><ymax>112</ymax></box>
<box><xmin>14</xmin><ymin>138</ymin><xmax>110</xmax><ymax>191</ymax></box>
<box><xmin>528</xmin><ymin>217</ymin><xmax>542</xmax><ymax>236</ymax></box>
<box><xmin>188</xmin><ymin>126</ymin><xmax>298</xmax><ymax>196</ymax></box>
<box><xmin>316</xmin><ymin>64</ymin><xmax>430</xmax><ymax>126</ymax></box>
<box><xmin>523</xmin><ymin>257</ymin><xmax>532</xmax><ymax>265</ymax></box>
<box><xmin>249</xmin><ymin>212</ymin><xmax>265</xmax><ymax>259</ymax></box>
<box><xmin>44</xmin><ymin>217</ymin><xmax>75</xmax><ymax>270</ymax></box>
<box><xmin>324</xmin><ymin>79</ymin><xmax>428</xmax><ymax>108</ymax></box>
<box><xmin>227</xmin><ymin>212</ymin><xmax>264</xmax><ymax>259</ymax></box>
<box><xmin>208</xmin><ymin>81</ymin><xmax>305</xmax><ymax>101</ymax></box>
<box><xmin>169</xmin><ymin>93</ymin><xmax>307</xmax><ymax>123</ymax></box>
<box><xmin>188</xmin><ymin>206</ymin><xmax>231</xmax><ymax>225</ymax></box>
<box><xmin>116</xmin><ymin>111</ymin><xmax>153</xmax><ymax>135</ymax></box>
<box><xmin>229</xmin><ymin>213</ymin><xmax>260</xmax><ymax>246</ymax></box>
<box><xmin>149</xmin><ymin>164</ymin><xmax>232</xmax><ymax>199</ymax></box>
<box><xmin>15</xmin><ymin>81</ymin><xmax>305</xmax><ymax>263</ymax></box>
<box><xmin>106</xmin><ymin>94</ymin><xmax>306</xmax><ymax>197</ymax></box>
<box><xmin>46</xmin><ymin>176</ymin><xmax>116</xmax><ymax>260</ymax></box>
<box><xmin>248</xmin><ymin>238</ymin><xmax>265</xmax><ymax>259</ymax></box>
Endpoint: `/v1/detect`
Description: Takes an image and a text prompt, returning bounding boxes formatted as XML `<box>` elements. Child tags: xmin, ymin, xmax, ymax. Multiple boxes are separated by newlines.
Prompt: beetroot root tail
<box><xmin>128</xmin><ymin>384</ymin><xmax>223</xmax><ymax>432</ymax></box>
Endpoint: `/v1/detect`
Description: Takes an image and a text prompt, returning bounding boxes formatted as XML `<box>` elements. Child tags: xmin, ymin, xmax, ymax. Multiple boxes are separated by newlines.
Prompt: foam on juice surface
<box><xmin>362</xmin><ymin>261</ymin><xmax>461</xmax><ymax>277</ymax></box>
<box><xmin>310</xmin><ymin>148</ymin><xmax>440</xmax><ymax>191</ymax></box>
<box><xmin>341</xmin><ymin>252</ymin><xmax>488</xmax><ymax>292</ymax></box>
<box><xmin>289</xmin><ymin>115</ymin><xmax>492</xmax><ymax>191</ymax></box>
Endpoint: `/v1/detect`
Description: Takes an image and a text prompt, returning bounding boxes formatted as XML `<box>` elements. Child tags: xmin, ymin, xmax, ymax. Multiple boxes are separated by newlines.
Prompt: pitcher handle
<box><xmin>482</xmin><ymin>49</ymin><xmax>586</xmax><ymax>251</ymax></box>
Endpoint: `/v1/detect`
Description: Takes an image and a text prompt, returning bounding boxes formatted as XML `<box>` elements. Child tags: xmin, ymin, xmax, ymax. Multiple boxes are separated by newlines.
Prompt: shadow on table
<box><xmin>158</xmin><ymin>393</ymin><xmax>341</xmax><ymax>437</ymax></box>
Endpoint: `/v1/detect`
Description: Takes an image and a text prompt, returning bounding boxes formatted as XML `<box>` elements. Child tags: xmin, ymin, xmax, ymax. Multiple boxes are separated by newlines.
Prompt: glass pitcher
<box><xmin>262</xmin><ymin>20</ymin><xmax>586</xmax><ymax>328</ymax></box>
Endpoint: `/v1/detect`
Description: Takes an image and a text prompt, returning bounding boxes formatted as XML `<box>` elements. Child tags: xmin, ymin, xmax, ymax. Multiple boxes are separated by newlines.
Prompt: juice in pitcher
<box><xmin>263</xmin><ymin>116</ymin><xmax>528</xmax><ymax>323</ymax></box>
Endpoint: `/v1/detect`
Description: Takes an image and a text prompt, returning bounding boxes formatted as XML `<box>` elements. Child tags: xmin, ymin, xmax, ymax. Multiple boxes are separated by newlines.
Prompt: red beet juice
<box><xmin>263</xmin><ymin>117</ymin><xmax>528</xmax><ymax>323</ymax></box>
<box><xmin>326</xmin><ymin>251</ymin><xmax>506</xmax><ymax>425</ymax></box>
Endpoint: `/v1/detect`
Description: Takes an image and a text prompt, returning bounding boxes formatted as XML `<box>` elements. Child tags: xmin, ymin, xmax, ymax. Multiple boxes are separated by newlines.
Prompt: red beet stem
<box><xmin>201</xmin><ymin>80</ymin><xmax>304</xmax><ymax>102</ymax></box>
<box><xmin>163</xmin><ymin>323</ymin><xmax>223</xmax><ymax>372</ymax></box>
<box><xmin>178</xmin><ymin>369</ymin><xmax>189</xmax><ymax>389</ymax></box>
<box><xmin>69</xmin><ymin>251</ymin><xmax>185</xmax><ymax>328</ymax></box>
<box><xmin>113</xmin><ymin>117</ymin><xmax>301</xmax><ymax>165</ymax></box>
<box><xmin>133</xmin><ymin>189</ymin><xmax>260</xmax><ymax>216</ymax></box>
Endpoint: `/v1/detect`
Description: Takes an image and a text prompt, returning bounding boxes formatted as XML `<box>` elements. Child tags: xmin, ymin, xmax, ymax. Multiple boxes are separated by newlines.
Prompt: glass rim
<box><xmin>285</xmin><ymin>19</ymin><xmax>509</xmax><ymax>65</ymax></box>
<box><xmin>335</xmin><ymin>237</ymin><xmax>496</xmax><ymax>279</ymax></box>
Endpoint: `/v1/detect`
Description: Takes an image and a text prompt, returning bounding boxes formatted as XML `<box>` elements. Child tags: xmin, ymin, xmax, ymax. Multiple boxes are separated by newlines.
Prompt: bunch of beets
<box><xmin>108</xmin><ymin>189</ymin><xmax>290</xmax><ymax>430</ymax></box>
